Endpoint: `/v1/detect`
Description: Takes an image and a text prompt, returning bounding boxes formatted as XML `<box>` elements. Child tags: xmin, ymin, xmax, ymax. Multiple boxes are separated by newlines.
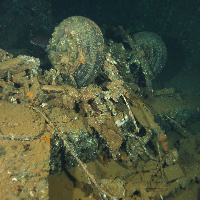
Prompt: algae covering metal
<box><xmin>129</xmin><ymin>31</ymin><xmax>167</xmax><ymax>90</ymax></box>
<box><xmin>47</xmin><ymin>16</ymin><xmax>104</xmax><ymax>88</ymax></box>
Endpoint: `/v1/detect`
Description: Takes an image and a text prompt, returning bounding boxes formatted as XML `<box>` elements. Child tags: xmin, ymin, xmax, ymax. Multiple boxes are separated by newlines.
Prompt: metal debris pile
<box><xmin>104</xmin><ymin>26</ymin><xmax>167</xmax><ymax>93</ymax></box>
<box><xmin>0</xmin><ymin>16</ymin><xmax>171</xmax><ymax>199</ymax></box>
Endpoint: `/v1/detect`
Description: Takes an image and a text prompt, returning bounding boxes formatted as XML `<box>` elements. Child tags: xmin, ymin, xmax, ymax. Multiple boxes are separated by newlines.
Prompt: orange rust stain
<box><xmin>24</xmin><ymin>144</ymin><xmax>30</xmax><ymax>150</ymax></box>
<box><xmin>158</xmin><ymin>135</ymin><xmax>168</xmax><ymax>153</ymax></box>
<box><xmin>12</xmin><ymin>76</ymin><xmax>17</xmax><ymax>83</ymax></box>
<box><xmin>26</xmin><ymin>92</ymin><xmax>34</xmax><ymax>104</ymax></box>
<box><xmin>99</xmin><ymin>153</ymin><xmax>108</xmax><ymax>166</ymax></box>
<box><xmin>134</xmin><ymin>98</ymin><xmax>143</xmax><ymax>106</ymax></box>
<box><xmin>41</xmin><ymin>135</ymin><xmax>51</xmax><ymax>144</ymax></box>
<box><xmin>125</xmin><ymin>92</ymin><xmax>130</xmax><ymax>99</ymax></box>
<box><xmin>79</xmin><ymin>55</ymin><xmax>86</xmax><ymax>65</ymax></box>
<box><xmin>79</xmin><ymin>49</ymin><xmax>86</xmax><ymax>65</ymax></box>
<box><xmin>65</xmin><ymin>186</ymin><xmax>72</xmax><ymax>190</ymax></box>
<box><xmin>99</xmin><ymin>155</ymin><xmax>104</xmax><ymax>162</ymax></box>
<box><xmin>8</xmin><ymin>96</ymin><xmax>12</xmax><ymax>100</ymax></box>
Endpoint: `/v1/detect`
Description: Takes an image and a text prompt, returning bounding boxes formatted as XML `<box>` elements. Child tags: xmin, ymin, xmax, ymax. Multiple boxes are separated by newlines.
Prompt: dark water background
<box><xmin>0</xmin><ymin>0</ymin><xmax>200</xmax><ymax>91</ymax></box>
